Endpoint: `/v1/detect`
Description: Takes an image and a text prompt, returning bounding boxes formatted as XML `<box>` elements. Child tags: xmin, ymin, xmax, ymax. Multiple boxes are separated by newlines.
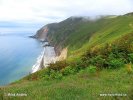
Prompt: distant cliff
<box><xmin>33</xmin><ymin>17</ymin><xmax>93</xmax><ymax>55</ymax></box>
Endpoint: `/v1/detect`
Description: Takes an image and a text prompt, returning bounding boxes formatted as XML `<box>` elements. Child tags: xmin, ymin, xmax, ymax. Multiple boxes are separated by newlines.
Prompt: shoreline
<box><xmin>31</xmin><ymin>45</ymin><xmax>57</xmax><ymax>73</ymax></box>
<box><xmin>31</xmin><ymin>49</ymin><xmax>45</xmax><ymax>73</ymax></box>
<box><xmin>31</xmin><ymin>41</ymin><xmax>67</xmax><ymax>73</ymax></box>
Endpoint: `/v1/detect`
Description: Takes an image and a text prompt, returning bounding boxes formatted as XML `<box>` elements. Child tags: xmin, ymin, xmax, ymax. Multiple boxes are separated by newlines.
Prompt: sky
<box><xmin>0</xmin><ymin>0</ymin><xmax>133</xmax><ymax>34</ymax></box>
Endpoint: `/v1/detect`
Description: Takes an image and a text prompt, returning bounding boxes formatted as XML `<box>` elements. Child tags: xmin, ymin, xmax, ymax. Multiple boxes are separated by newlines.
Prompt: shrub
<box><xmin>40</xmin><ymin>68</ymin><xmax>51</xmax><ymax>80</ymax></box>
<box><xmin>61</xmin><ymin>66</ymin><xmax>76</xmax><ymax>76</ymax></box>
<box><xmin>50</xmin><ymin>70</ymin><xmax>63</xmax><ymax>79</ymax></box>
<box><xmin>89</xmin><ymin>55</ymin><xmax>106</xmax><ymax>68</ymax></box>
<box><xmin>69</xmin><ymin>58</ymin><xmax>86</xmax><ymax>72</ymax></box>
<box><xmin>42</xmin><ymin>74</ymin><xmax>50</xmax><ymax>80</ymax></box>
<box><xmin>49</xmin><ymin>61</ymin><xmax>67</xmax><ymax>71</ymax></box>
<box><xmin>74</xmin><ymin>63</ymin><xmax>84</xmax><ymax>72</ymax></box>
<box><xmin>86</xmin><ymin>65</ymin><xmax>97</xmax><ymax>73</ymax></box>
<box><xmin>128</xmin><ymin>53</ymin><xmax>133</xmax><ymax>63</ymax></box>
<box><xmin>108</xmin><ymin>58</ymin><xmax>124</xmax><ymax>69</ymax></box>
<box><xmin>82</xmin><ymin>41</ymin><xmax>133</xmax><ymax>69</ymax></box>
<box><xmin>54</xmin><ymin>72</ymin><xmax>63</xmax><ymax>80</ymax></box>
<box><xmin>43</xmin><ymin>68</ymin><xmax>51</xmax><ymax>76</ymax></box>
<box><xmin>79</xmin><ymin>69</ymin><xmax>85</xmax><ymax>74</ymax></box>
<box><xmin>41</xmin><ymin>69</ymin><xmax>63</xmax><ymax>80</ymax></box>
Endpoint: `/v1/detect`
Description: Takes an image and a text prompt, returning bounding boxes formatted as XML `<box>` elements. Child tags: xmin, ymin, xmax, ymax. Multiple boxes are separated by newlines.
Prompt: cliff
<box><xmin>34</xmin><ymin>13</ymin><xmax>133</xmax><ymax>59</ymax></box>
<box><xmin>33</xmin><ymin>17</ymin><xmax>92</xmax><ymax>55</ymax></box>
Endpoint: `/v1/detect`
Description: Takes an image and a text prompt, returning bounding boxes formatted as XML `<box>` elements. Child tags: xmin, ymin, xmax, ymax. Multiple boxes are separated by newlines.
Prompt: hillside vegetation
<box><xmin>1</xmin><ymin>66</ymin><xmax>133</xmax><ymax>100</ymax></box>
<box><xmin>1</xmin><ymin>12</ymin><xmax>133</xmax><ymax>100</ymax></box>
<box><xmin>35</xmin><ymin>13</ymin><xmax>133</xmax><ymax>58</ymax></box>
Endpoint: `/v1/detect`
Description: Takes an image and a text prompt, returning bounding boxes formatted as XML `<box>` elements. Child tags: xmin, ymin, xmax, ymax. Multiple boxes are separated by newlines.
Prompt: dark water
<box><xmin>0</xmin><ymin>34</ymin><xmax>43</xmax><ymax>85</ymax></box>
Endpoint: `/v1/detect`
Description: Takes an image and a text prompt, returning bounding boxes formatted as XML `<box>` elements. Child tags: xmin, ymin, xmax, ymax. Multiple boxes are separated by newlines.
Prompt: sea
<box><xmin>0</xmin><ymin>33</ymin><xmax>43</xmax><ymax>86</ymax></box>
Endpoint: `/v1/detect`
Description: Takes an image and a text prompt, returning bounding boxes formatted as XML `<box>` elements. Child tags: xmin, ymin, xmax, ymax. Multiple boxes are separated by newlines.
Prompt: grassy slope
<box><xmin>69</xmin><ymin>15</ymin><xmax>133</xmax><ymax>58</ymax></box>
<box><xmin>47</xmin><ymin>15</ymin><xmax>133</xmax><ymax>58</ymax></box>
<box><xmin>0</xmin><ymin>13</ymin><xmax>133</xmax><ymax>99</ymax></box>
<box><xmin>1</xmin><ymin>66</ymin><xmax>133</xmax><ymax>100</ymax></box>
<box><xmin>70</xmin><ymin>16</ymin><xmax>133</xmax><ymax>59</ymax></box>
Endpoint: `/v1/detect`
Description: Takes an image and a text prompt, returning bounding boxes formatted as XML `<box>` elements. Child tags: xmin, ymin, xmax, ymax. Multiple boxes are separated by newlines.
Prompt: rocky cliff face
<box><xmin>34</xmin><ymin>17</ymin><xmax>89</xmax><ymax>55</ymax></box>
<box><xmin>34</xmin><ymin>26</ymin><xmax>49</xmax><ymax>41</ymax></box>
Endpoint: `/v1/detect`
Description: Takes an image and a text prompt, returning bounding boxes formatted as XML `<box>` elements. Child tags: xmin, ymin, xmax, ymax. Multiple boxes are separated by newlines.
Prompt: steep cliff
<box><xmin>34</xmin><ymin>14</ymin><xmax>133</xmax><ymax>58</ymax></box>
<box><xmin>34</xmin><ymin>17</ymin><xmax>93</xmax><ymax>55</ymax></box>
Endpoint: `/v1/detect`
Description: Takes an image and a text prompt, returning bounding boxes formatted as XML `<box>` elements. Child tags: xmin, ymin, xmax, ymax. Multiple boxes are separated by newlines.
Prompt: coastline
<box><xmin>31</xmin><ymin>44</ymin><xmax>57</xmax><ymax>73</ymax></box>
<box><xmin>31</xmin><ymin>49</ymin><xmax>45</xmax><ymax>73</ymax></box>
<box><xmin>31</xmin><ymin>39</ymin><xmax>68</xmax><ymax>73</ymax></box>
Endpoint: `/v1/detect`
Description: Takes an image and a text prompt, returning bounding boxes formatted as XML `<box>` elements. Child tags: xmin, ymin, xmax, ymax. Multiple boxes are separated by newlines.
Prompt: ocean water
<box><xmin>0</xmin><ymin>34</ymin><xmax>43</xmax><ymax>85</ymax></box>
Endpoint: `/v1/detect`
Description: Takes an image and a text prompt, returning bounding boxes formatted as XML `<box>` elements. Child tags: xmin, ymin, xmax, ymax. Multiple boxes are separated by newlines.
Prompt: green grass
<box><xmin>1</xmin><ymin>13</ymin><xmax>133</xmax><ymax>100</ymax></box>
<box><xmin>36</xmin><ymin>14</ymin><xmax>133</xmax><ymax>60</ymax></box>
<box><xmin>0</xmin><ymin>66</ymin><xmax>133</xmax><ymax>100</ymax></box>
<box><xmin>46</xmin><ymin>15</ymin><xmax>133</xmax><ymax>59</ymax></box>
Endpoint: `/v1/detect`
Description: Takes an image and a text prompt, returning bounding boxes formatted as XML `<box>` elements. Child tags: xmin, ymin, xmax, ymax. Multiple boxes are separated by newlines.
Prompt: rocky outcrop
<box><xmin>57</xmin><ymin>47</ymin><xmax>68</xmax><ymax>61</ymax></box>
<box><xmin>34</xmin><ymin>26</ymin><xmax>49</xmax><ymax>41</ymax></box>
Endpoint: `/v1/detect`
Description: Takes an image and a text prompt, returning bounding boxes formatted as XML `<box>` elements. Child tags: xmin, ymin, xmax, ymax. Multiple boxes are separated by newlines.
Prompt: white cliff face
<box><xmin>32</xmin><ymin>45</ymin><xmax>57</xmax><ymax>73</ymax></box>
<box><xmin>43</xmin><ymin>46</ymin><xmax>57</xmax><ymax>67</ymax></box>
<box><xmin>32</xmin><ymin>43</ymin><xmax>68</xmax><ymax>73</ymax></box>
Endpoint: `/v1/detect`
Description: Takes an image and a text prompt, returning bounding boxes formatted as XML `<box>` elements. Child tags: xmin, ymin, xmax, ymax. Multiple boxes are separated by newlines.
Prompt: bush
<box><xmin>42</xmin><ymin>74</ymin><xmax>50</xmax><ymax>80</ymax></box>
<box><xmin>61</xmin><ymin>66</ymin><xmax>76</xmax><ymax>76</ymax></box>
<box><xmin>43</xmin><ymin>68</ymin><xmax>51</xmax><ymax>75</ymax></box>
<box><xmin>128</xmin><ymin>53</ymin><xmax>133</xmax><ymax>63</ymax></box>
<box><xmin>54</xmin><ymin>72</ymin><xmax>63</xmax><ymax>80</ymax></box>
<box><xmin>79</xmin><ymin>69</ymin><xmax>85</xmax><ymax>74</ymax></box>
<box><xmin>89</xmin><ymin>55</ymin><xmax>106</xmax><ymax>68</ymax></box>
<box><xmin>108</xmin><ymin>58</ymin><xmax>124</xmax><ymax>69</ymax></box>
<box><xmin>86</xmin><ymin>65</ymin><xmax>97</xmax><ymax>73</ymax></box>
<box><xmin>50</xmin><ymin>70</ymin><xmax>63</xmax><ymax>80</ymax></box>
<box><xmin>69</xmin><ymin>58</ymin><xmax>86</xmax><ymax>72</ymax></box>
<box><xmin>74</xmin><ymin>63</ymin><xmax>85</xmax><ymax>72</ymax></box>
<box><xmin>82</xmin><ymin>38</ymin><xmax>133</xmax><ymax>69</ymax></box>
<box><xmin>49</xmin><ymin>61</ymin><xmax>68</xmax><ymax>71</ymax></box>
<box><xmin>40</xmin><ymin>68</ymin><xmax>51</xmax><ymax>80</ymax></box>
<box><xmin>41</xmin><ymin>69</ymin><xmax>63</xmax><ymax>80</ymax></box>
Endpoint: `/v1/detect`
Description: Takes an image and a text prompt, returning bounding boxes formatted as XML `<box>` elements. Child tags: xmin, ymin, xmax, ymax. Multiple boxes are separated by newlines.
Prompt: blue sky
<box><xmin>0</xmin><ymin>0</ymin><xmax>133</xmax><ymax>34</ymax></box>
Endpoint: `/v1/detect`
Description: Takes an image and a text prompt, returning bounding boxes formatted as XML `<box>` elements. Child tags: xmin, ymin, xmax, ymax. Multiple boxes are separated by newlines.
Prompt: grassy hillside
<box><xmin>1</xmin><ymin>13</ymin><xmax>133</xmax><ymax>100</ymax></box>
<box><xmin>37</xmin><ymin>14</ymin><xmax>133</xmax><ymax>58</ymax></box>
<box><xmin>1</xmin><ymin>65</ymin><xmax>133</xmax><ymax>100</ymax></box>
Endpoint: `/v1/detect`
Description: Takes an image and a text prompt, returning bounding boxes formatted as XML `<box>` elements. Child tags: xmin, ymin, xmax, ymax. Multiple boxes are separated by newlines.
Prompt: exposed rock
<box><xmin>57</xmin><ymin>47</ymin><xmax>68</xmax><ymax>61</ymax></box>
<box><xmin>34</xmin><ymin>26</ymin><xmax>49</xmax><ymax>41</ymax></box>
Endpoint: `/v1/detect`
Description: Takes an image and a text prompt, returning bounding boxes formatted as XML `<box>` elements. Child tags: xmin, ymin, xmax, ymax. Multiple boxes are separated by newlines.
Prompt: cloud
<box><xmin>0</xmin><ymin>0</ymin><xmax>133</xmax><ymax>33</ymax></box>
<box><xmin>0</xmin><ymin>0</ymin><xmax>133</xmax><ymax>22</ymax></box>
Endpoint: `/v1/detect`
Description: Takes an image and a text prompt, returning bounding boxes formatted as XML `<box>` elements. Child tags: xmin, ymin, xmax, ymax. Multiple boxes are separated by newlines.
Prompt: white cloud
<box><xmin>0</xmin><ymin>0</ymin><xmax>133</xmax><ymax>33</ymax></box>
<box><xmin>0</xmin><ymin>0</ymin><xmax>133</xmax><ymax>22</ymax></box>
